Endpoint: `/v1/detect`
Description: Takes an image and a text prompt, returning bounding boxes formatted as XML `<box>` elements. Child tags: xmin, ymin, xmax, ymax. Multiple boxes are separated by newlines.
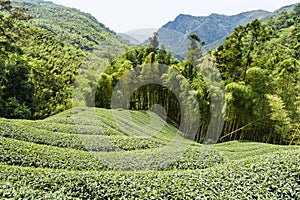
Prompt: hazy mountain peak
<box><xmin>119</xmin><ymin>28</ymin><xmax>158</xmax><ymax>44</ymax></box>
<box><xmin>14</xmin><ymin>0</ymin><xmax>54</xmax><ymax>4</ymax></box>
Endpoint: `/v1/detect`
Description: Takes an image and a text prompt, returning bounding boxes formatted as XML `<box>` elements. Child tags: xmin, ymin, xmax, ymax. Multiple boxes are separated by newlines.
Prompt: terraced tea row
<box><xmin>1</xmin><ymin>148</ymin><xmax>299</xmax><ymax>199</ymax></box>
<box><xmin>0</xmin><ymin>136</ymin><xmax>223</xmax><ymax>171</ymax></box>
<box><xmin>0</xmin><ymin>119</ymin><xmax>162</xmax><ymax>151</ymax></box>
<box><xmin>1</xmin><ymin>107</ymin><xmax>299</xmax><ymax>199</ymax></box>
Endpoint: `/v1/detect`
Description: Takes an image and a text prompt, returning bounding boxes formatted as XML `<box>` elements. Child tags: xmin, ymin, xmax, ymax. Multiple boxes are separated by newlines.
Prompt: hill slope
<box><xmin>0</xmin><ymin>108</ymin><xmax>299</xmax><ymax>198</ymax></box>
<box><xmin>10</xmin><ymin>0</ymin><xmax>132</xmax><ymax>113</ymax></box>
<box><xmin>13</xmin><ymin>0</ymin><xmax>130</xmax><ymax>56</ymax></box>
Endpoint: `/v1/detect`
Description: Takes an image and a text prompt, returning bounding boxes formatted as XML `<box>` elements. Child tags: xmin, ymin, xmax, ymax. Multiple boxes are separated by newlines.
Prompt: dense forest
<box><xmin>95</xmin><ymin>5</ymin><xmax>300</xmax><ymax>145</ymax></box>
<box><xmin>0</xmin><ymin>0</ymin><xmax>129</xmax><ymax>119</ymax></box>
<box><xmin>0</xmin><ymin>0</ymin><xmax>299</xmax><ymax>145</ymax></box>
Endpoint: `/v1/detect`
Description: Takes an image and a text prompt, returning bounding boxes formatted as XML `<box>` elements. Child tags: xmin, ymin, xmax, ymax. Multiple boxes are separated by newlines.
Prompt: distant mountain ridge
<box><xmin>156</xmin><ymin>4</ymin><xmax>297</xmax><ymax>58</ymax></box>
<box><xmin>117</xmin><ymin>33</ymin><xmax>141</xmax><ymax>45</ymax></box>
<box><xmin>157</xmin><ymin>10</ymin><xmax>271</xmax><ymax>58</ymax></box>
<box><xmin>118</xmin><ymin>28</ymin><xmax>158</xmax><ymax>45</ymax></box>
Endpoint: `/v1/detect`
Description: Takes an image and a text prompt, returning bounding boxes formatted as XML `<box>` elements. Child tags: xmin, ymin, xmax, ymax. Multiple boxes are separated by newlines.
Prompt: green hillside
<box><xmin>12</xmin><ymin>0</ymin><xmax>132</xmax><ymax>112</ymax></box>
<box><xmin>0</xmin><ymin>0</ymin><xmax>88</xmax><ymax>119</ymax></box>
<box><xmin>0</xmin><ymin>108</ymin><xmax>299</xmax><ymax>198</ymax></box>
<box><xmin>0</xmin><ymin>0</ymin><xmax>131</xmax><ymax>119</ymax></box>
<box><xmin>13</xmin><ymin>0</ymin><xmax>130</xmax><ymax>56</ymax></box>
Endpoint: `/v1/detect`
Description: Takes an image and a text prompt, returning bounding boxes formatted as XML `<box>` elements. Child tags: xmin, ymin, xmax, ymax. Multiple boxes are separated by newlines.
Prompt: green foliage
<box><xmin>266</xmin><ymin>94</ymin><xmax>291</xmax><ymax>143</ymax></box>
<box><xmin>0</xmin><ymin>1</ymin><xmax>83</xmax><ymax>118</ymax></box>
<box><xmin>1</xmin><ymin>97</ymin><xmax>32</xmax><ymax>119</ymax></box>
<box><xmin>214</xmin><ymin>20</ymin><xmax>272</xmax><ymax>83</ymax></box>
<box><xmin>0</xmin><ymin>63</ymin><xmax>34</xmax><ymax>118</ymax></box>
<box><xmin>213</xmin><ymin>5</ymin><xmax>300</xmax><ymax>144</ymax></box>
<box><xmin>0</xmin><ymin>136</ymin><xmax>107</xmax><ymax>170</ymax></box>
<box><xmin>95</xmin><ymin>45</ymin><xmax>183</xmax><ymax>126</ymax></box>
<box><xmin>24</xmin><ymin>26</ymin><xmax>86</xmax><ymax>118</ymax></box>
<box><xmin>0</xmin><ymin>107</ymin><xmax>300</xmax><ymax>198</ymax></box>
<box><xmin>0</xmin><ymin>1</ymin><xmax>34</xmax><ymax>119</ymax></box>
<box><xmin>0</xmin><ymin>107</ymin><xmax>222</xmax><ymax>171</ymax></box>
<box><xmin>95</xmin><ymin>73</ymin><xmax>113</xmax><ymax>108</ymax></box>
<box><xmin>0</xmin><ymin>2</ymin><xmax>299</xmax><ymax>198</ymax></box>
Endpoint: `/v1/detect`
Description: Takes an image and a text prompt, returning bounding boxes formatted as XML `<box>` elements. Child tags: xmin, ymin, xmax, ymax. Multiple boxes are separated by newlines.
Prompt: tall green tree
<box><xmin>186</xmin><ymin>34</ymin><xmax>205</xmax><ymax>65</ymax></box>
<box><xmin>0</xmin><ymin>0</ymin><xmax>34</xmax><ymax>118</ymax></box>
<box><xmin>148</xmin><ymin>32</ymin><xmax>159</xmax><ymax>51</ymax></box>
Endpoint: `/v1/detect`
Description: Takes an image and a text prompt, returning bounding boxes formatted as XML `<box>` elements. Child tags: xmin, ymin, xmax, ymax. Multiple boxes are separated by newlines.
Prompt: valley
<box><xmin>0</xmin><ymin>0</ymin><xmax>299</xmax><ymax>198</ymax></box>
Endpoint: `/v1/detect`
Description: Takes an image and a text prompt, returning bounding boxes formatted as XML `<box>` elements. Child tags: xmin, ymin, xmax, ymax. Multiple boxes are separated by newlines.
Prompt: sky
<box><xmin>51</xmin><ymin>0</ymin><xmax>300</xmax><ymax>33</ymax></box>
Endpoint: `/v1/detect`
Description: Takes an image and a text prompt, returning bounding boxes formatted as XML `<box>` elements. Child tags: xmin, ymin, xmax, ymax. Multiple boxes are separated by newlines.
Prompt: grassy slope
<box><xmin>0</xmin><ymin>107</ymin><xmax>299</xmax><ymax>198</ymax></box>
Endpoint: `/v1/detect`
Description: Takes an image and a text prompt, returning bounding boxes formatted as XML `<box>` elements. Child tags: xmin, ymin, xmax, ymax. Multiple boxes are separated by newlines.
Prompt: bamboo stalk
<box><xmin>289</xmin><ymin>123</ymin><xmax>300</xmax><ymax>145</ymax></box>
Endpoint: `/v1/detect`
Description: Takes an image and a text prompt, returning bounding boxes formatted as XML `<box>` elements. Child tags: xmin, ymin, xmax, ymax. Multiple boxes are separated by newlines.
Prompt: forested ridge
<box><xmin>0</xmin><ymin>0</ymin><xmax>87</xmax><ymax>119</ymax></box>
<box><xmin>1</xmin><ymin>0</ymin><xmax>300</xmax><ymax>145</ymax></box>
<box><xmin>0</xmin><ymin>0</ymin><xmax>129</xmax><ymax>119</ymax></box>
<box><xmin>12</xmin><ymin>0</ymin><xmax>129</xmax><ymax>54</ymax></box>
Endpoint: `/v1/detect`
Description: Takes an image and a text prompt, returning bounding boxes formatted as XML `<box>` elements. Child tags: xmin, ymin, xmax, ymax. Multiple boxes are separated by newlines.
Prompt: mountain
<box><xmin>157</xmin><ymin>10</ymin><xmax>271</xmax><ymax>58</ymax></box>
<box><xmin>119</xmin><ymin>28</ymin><xmax>158</xmax><ymax>44</ymax></box>
<box><xmin>117</xmin><ymin>33</ymin><xmax>141</xmax><ymax>45</ymax></box>
<box><xmin>272</xmin><ymin>3</ymin><xmax>297</xmax><ymax>16</ymax></box>
<box><xmin>158</xmin><ymin>4</ymin><xmax>297</xmax><ymax>58</ymax></box>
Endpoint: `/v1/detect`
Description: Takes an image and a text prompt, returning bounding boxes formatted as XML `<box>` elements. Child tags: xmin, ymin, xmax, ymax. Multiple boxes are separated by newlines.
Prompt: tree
<box><xmin>0</xmin><ymin>0</ymin><xmax>31</xmax><ymax>40</ymax></box>
<box><xmin>0</xmin><ymin>0</ymin><xmax>34</xmax><ymax>118</ymax></box>
<box><xmin>186</xmin><ymin>34</ymin><xmax>205</xmax><ymax>65</ymax></box>
<box><xmin>95</xmin><ymin>73</ymin><xmax>113</xmax><ymax>108</ymax></box>
<box><xmin>148</xmin><ymin>32</ymin><xmax>159</xmax><ymax>51</ymax></box>
<box><xmin>0</xmin><ymin>55</ymin><xmax>35</xmax><ymax>118</ymax></box>
<box><xmin>155</xmin><ymin>44</ymin><xmax>172</xmax><ymax>65</ymax></box>
<box><xmin>214</xmin><ymin>21</ymin><xmax>272</xmax><ymax>83</ymax></box>
<box><xmin>266</xmin><ymin>94</ymin><xmax>291</xmax><ymax>144</ymax></box>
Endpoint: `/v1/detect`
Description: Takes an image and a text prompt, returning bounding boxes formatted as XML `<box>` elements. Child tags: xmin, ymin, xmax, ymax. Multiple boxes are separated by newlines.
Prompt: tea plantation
<box><xmin>0</xmin><ymin>107</ymin><xmax>299</xmax><ymax>199</ymax></box>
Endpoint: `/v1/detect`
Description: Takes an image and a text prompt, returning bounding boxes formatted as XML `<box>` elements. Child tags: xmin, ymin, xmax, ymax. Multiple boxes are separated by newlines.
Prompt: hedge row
<box><xmin>0</xmin><ymin>120</ymin><xmax>162</xmax><ymax>151</ymax></box>
<box><xmin>1</xmin><ymin>148</ymin><xmax>299</xmax><ymax>199</ymax></box>
<box><xmin>0</xmin><ymin>136</ymin><xmax>223</xmax><ymax>171</ymax></box>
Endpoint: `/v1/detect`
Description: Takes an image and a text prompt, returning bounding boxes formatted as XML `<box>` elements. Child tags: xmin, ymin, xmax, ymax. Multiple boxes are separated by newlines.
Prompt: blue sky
<box><xmin>51</xmin><ymin>0</ymin><xmax>300</xmax><ymax>32</ymax></box>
